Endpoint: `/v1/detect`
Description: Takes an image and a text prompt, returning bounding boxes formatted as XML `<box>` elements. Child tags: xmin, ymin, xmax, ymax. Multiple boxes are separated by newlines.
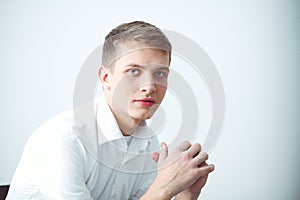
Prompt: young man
<box><xmin>7</xmin><ymin>21</ymin><xmax>214</xmax><ymax>200</ymax></box>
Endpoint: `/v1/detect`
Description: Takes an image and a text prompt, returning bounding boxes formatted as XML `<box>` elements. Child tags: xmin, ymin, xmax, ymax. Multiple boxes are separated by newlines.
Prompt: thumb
<box><xmin>151</xmin><ymin>152</ymin><xmax>159</xmax><ymax>163</ymax></box>
<box><xmin>158</xmin><ymin>142</ymin><xmax>168</xmax><ymax>162</ymax></box>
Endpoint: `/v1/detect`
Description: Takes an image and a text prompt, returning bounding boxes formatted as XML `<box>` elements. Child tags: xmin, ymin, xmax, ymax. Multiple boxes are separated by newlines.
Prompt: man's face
<box><xmin>104</xmin><ymin>48</ymin><xmax>170</xmax><ymax>122</ymax></box>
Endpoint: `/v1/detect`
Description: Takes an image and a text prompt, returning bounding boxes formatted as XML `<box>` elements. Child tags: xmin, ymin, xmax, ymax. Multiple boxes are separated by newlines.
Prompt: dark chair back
<box><xmin>0</xmin><ymin>185</ymin><xmax>9</xmax><ymax>200</ymax></box>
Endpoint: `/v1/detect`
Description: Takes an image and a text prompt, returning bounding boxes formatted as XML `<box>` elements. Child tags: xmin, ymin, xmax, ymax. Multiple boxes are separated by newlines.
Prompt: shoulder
<box><xmin>21</xmin><ymin>110</ymin><xmax>87</xmax><ymax>166</ymax></box>
<box><xmin>9</xmin><ymin>110</ymin><xmax>96</xmax><ymax>199</ymax></box>
<box><xmin>27</xmin><ymin>110</ymin><xmax>80</xmax><ymax>147</ymax></box>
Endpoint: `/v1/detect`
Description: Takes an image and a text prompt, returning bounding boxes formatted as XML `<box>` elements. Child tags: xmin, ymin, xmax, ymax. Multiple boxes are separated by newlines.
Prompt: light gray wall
<box><xmin>1</xmin><ymin>0</ymin><xmax>299</xmax><ymax>199</ymax></box>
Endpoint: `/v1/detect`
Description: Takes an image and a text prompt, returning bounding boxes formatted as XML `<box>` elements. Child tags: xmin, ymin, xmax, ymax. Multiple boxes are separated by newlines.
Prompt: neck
<box><xmin>105</xmin><ymin>94</ymin><xmax>142</xmax><ymax>136</ymax></box>
<box><xmin>116</xmin><ymin>116</ymin><xmax>141</xmax><ymax>136</ymax></box>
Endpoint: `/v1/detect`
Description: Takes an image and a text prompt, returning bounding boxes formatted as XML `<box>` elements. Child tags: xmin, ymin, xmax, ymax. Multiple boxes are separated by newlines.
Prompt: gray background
<box><xmin>1</xmin><ymin>0</ymin><xmax>299</xmax><ymax>199</ymax></box>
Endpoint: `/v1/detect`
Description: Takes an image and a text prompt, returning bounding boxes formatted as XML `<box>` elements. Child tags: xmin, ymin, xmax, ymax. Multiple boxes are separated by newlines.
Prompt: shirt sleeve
<box><xmin>130</xmin><ymin>136</ymin><xmax>160</xmax><ymax>200</ymax></box>
<box><xmin>129</xmin><ymin>170</ymin><xmax>157</xmax><ymax>200</ymax></box>
<box><xmin>7</xmin><ymin>124</ymin><xmax>93</xmax><ymax>200</ymax></box>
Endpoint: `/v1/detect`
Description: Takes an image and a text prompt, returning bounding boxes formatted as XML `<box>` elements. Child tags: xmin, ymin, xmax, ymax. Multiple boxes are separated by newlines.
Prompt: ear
<box><xmin>98</xmin><ymin>66</ymin><xmax>111</xmax><ymax>89</ymax></box>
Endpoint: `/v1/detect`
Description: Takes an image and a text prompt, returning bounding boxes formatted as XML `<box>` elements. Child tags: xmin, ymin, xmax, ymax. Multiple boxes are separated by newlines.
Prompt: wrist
<box><xmin>140</xmin><ymin>189</ymin><xmax>171</xmax><ymax>200</ymax></box>
<box><xmin>141</xmin><ymin>181</ymin><xmax>172</xmax><ymax>200</ymax></box>
<box><xmin>174</xmin><ymin>190</ymin><xmax>201</xmax><ymax>200</ymax></box>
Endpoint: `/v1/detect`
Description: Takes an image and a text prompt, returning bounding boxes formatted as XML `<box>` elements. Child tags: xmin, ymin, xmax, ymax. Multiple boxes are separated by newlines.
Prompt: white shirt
<box><xmin>6</xmin><ymin>96</ymin><xmax>160</xmax><ymax>200</ymax></box>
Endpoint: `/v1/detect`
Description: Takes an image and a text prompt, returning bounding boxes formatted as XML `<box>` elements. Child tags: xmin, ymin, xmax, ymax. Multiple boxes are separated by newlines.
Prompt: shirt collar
<box><xmin>95</xmin><ymin>95</ymin><xmax>153</xmax><ymax>152</ymax></box>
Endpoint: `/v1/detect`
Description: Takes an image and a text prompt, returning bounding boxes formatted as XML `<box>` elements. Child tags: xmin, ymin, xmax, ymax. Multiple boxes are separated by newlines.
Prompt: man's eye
<box><xmin>154</xmin><ymin>71</ymin><xmax>166</xmax><ymax>77</ymax></box>
<box><xmin>128</xmin><ymin>69</ymin><xmax>140</xmax><ymax>75</ymax></box>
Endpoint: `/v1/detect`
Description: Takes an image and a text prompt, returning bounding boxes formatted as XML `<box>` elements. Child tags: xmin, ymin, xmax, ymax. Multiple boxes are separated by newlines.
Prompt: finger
<box><xmin>158</xmin><ymin>142</ymin><xmax>168</xmax><ymax>162</ymax></box>
<box><xmin>193</xmin><ymin>152</ymin><xmax>209</xmax><ymax>167</ymax></box>
<box><xmin>151</xmin><ymin>152</ymin><xmax>159</xmax><ymax>163</ymax></box>
<box><xmin>199</xmin><ymin>161</ymin><xmax>208</xmax><ymax>168</ymax></box>
<box><xmin>186</xmin><ymin>143</ymin><xmax>201</xmax><ymax>158</ymax></box>
<box><xmin>195</xmin><ymin>164</ymin><xmax>215</xmax><ymax>176</ymax></box>
<box><xmin>178</xmin><ymin>141</ymin><xmax>192</xmax><ymax>152</ymax></box>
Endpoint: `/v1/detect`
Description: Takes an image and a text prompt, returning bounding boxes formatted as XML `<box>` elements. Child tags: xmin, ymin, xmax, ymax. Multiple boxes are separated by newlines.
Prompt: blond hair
<box><xmin>102</xmin><ymin>21</ymin><xmax>172</xmax><ymax>68</ymax></box>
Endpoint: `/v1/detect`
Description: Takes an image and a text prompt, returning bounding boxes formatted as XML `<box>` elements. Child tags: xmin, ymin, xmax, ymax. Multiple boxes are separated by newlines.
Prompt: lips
<box><xmin>134</xmin><ymin>98</ymin><xmax>156</xmax><ymax>107</ymax></box>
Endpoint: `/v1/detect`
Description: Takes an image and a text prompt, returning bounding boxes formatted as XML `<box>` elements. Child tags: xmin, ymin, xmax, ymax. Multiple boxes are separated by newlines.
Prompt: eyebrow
<box><xmin>125</xmin><ymin>63</ymin><xmax>169</xmax><ymax>72</ymax></box>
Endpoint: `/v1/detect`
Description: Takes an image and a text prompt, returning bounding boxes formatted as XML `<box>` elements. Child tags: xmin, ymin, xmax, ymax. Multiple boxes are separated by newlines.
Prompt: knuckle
<box><xmin>194</xmin><ymin>143</ymin><xmax>202</xmax><ymax>151</ymax></box>
<box><xmin>187</xmin><ymin>149</ymin><xmax>195</xmax><ymax>158</ymax></box>
<box><xmin>193</xmin><ymin>168</ymin><xmax>202</xmax><ymax>176</ymax></box>
<box><xmin>191</xmin><ymin>169</ymin><xmax>197</xmax><ymax>176</ymax></box>
<box><xmin>177</xmin><ymin>141</ymin><xmax>192</xmax><ymax>151</ymax></box>
<box><xmin>182</xmin><ymin>141</ymin><xmax>191</xmax><ymax>148</ymax></box>
<box><xmin>181</xmin><ymin>153</ymin><xmax>190</xmax><ymax>161</ymax></box>
<box><xmin>192</xmin><ymin>158</ymin><xmax>199</xmax><ymax>166</ymax></box>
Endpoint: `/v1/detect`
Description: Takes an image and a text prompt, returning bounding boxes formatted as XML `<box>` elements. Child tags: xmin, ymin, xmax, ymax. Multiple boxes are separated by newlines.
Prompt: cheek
<box><xmin>111</xmin><ymin>77</ymin><xmax>139</xmax><ymax>100</ymax></box>
<box><xmin>156</xmin><ymin>85</ymin><xmax>167</xmax><ymax>98</ymax></box>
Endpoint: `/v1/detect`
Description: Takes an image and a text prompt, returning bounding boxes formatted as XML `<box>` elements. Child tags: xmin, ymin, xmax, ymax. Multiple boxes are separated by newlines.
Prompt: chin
<box><xmin>134</xmin><ymin>114</ymin><xmax>151</xmax><ymax>120</ymax></box>
<box><xmin>143</xmin><ymin>115</ymin><xmax>152</xmax><ymax>120</ymax></box>
<box><xmin>129</xmin><ymin>104</ymin><xmax>160</xmax><ymax>121</ymax></box>
<box><xmin>130</xmin><ymin>111</ymin><xmax>153</xmax><ymax>121</ymax></box>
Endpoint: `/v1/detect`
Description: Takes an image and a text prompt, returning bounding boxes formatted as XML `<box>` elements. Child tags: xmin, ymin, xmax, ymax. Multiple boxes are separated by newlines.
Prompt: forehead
<box><xmin>113</xmin><ymin>48</ymin><xmax>170</xmax><ymax>69</ymax></box>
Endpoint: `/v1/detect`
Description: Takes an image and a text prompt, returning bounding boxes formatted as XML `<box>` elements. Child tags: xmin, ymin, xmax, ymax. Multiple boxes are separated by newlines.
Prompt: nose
<box><xmin>139</xmin><ymin>82</ymin><xmax>156</xmax><ymax>94</ymax></box>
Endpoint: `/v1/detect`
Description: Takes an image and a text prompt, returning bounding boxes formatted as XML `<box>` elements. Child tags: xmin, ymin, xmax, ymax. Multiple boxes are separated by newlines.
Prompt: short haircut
<box><xmin>102</xmin><ymin>21</ymin><xmax>172</xmax><ymax>69</ymax></box>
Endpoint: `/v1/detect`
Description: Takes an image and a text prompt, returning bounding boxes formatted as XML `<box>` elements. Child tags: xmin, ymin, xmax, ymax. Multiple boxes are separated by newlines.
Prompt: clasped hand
<box><xmin>148</xmin><ymin>141</ymin><xmax>214</xmax><ymax>200</ymax></box>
